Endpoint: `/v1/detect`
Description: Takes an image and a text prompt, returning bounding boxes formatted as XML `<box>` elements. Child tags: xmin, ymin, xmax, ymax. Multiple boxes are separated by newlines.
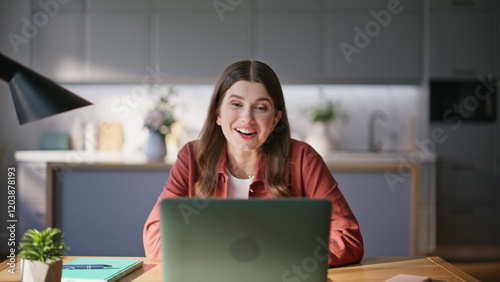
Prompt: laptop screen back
<box><xmin>160</xmin><ymin>198</ymin><xmax>331</xmax><ymax>282</ymax></box>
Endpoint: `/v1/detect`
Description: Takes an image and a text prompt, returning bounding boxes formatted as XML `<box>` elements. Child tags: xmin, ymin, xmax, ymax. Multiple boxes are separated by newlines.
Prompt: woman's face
<box><xmin>216</xmin><ymin>80</ymin><xmax>282</xmax><ymax>155</ymax></box>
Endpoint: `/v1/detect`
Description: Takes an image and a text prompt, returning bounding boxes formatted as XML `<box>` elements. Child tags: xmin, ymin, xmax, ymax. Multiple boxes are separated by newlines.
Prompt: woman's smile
<box><xmin>235</xmin><ymin>126</ymin><xmax>257</xmax><ymax>139</ymax></box>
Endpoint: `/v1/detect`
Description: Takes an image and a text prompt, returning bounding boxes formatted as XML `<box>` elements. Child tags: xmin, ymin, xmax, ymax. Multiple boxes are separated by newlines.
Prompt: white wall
<box><xmin>20</xmin><ymin>83</ymin><xmax>420</xmax><ymax>155</ymax></box>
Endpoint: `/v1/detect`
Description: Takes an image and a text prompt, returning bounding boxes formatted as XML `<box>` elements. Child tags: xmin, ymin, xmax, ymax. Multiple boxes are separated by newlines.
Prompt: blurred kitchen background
<box><xmin>0</xmin><ymin>0</ymin><xmax>499</xmax><ymax>279</ymax></box>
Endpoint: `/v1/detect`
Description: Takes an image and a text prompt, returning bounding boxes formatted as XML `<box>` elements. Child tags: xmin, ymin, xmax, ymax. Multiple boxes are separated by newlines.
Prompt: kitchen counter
<box><xmin>14</xmin><ymin>149</ymin><xmax>437</xmax><ymax>257</ymax></box>
<box><xmin>14</xmin><ymin>150</ymin><xmax>172</xmax><ymax>170</ymax></box>
<box><xmin>14</xmin><ymin>149</ymin><xmax>436</xmax><ymax>171</ymax></box>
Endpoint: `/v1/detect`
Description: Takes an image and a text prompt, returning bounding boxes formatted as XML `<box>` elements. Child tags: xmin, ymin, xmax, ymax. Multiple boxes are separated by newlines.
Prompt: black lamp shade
<box><xmin>9</xmin><ymin>69</ymin><xmax>92</xmax><ymax>124</ymax></box>
<box><xmin>1</xmin><ymin>52</ymin><xmax>92</xmax><ymax>125</ymax></box>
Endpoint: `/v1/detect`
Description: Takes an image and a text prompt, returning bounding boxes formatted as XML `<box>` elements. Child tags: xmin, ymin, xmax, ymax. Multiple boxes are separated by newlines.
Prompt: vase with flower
<box><xmin>144</xmin><ymin>86</ymin><xmax>176</xmax><ymax>161</ymax></box>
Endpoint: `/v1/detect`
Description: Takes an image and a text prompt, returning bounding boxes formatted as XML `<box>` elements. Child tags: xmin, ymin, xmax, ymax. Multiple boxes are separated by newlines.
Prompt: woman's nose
<box><xmin>241</xmin><ymin>106</ymin><xmax>255</xmax><ymax>123</ymax></box>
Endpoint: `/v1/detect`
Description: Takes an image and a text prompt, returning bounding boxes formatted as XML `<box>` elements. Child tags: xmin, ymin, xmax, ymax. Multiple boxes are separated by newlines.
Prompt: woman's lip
<box><xmin>234</xmin><ymin>127</ymin><xmax>257</xmax><ymax>139</ymax></box>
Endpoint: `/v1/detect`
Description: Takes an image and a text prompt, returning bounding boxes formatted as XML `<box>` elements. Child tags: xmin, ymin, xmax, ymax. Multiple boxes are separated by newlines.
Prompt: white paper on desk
<box><xmin>384</xmin><ymin>274</ymin><xmax>432</xmax><ymax>282</ymax></box>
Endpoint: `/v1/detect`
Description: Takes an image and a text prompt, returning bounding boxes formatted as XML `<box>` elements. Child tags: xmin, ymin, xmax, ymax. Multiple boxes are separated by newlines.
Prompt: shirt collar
<box><xmin>217</xmin><ymin>147</ymin><xmax>266</xmax><ymax>183</ymax></box>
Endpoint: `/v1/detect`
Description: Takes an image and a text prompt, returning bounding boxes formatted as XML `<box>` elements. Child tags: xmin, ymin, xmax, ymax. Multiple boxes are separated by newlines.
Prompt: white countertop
<box><xmin>14</xmin><ymin>149</ymin><xmax>436</xmax><ymax>167</ymax></box>
<box><xmin>14</xmin><ymin>150</ymin><xmax>157</xmax><ymax>164</ymax></box>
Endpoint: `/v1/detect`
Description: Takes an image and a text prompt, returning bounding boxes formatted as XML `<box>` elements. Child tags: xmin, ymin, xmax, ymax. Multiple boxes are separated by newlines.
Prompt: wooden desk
<box><xmin>0</xmin><ymin>256</ymin><xmax>478</xmax><ymax>281</ymax></box>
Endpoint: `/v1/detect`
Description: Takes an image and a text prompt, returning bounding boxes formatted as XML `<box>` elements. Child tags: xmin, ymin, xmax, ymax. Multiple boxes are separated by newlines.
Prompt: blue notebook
<box><xmin>61</xmin><ymin>258</ymin><xmax>143</xmax><ymax>282</ymax></box>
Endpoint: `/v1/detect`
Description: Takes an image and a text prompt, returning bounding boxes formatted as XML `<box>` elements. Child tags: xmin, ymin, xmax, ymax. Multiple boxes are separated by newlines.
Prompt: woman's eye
<box><xmin>231</xmin><ymin>102</ymin><xmax>242</xmax><ymax>107</ymax></box>
<box><xmin>255</xmin><ymin>105</ymin><xmax>268</xmax><ymax>111</ymax></box>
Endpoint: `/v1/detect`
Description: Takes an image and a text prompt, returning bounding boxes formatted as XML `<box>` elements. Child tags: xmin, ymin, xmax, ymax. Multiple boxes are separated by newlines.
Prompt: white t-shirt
<box><xmin>226</xmin><ymin>170</ymin><xmax>253</xmax><ymax>199</ymax></box>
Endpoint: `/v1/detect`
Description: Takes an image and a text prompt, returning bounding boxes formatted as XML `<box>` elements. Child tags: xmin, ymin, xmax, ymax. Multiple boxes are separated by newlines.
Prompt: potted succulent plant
<box><xmin>18</xmin><ymin>227</ymin><xmax>69</xmax><ymax>282</ymax></box>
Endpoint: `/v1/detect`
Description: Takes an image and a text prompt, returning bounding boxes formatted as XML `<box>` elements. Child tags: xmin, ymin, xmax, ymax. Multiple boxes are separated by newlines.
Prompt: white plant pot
<box><xmin>305</xmin><ymin>122</ymin><xmax>333</xmax><ymax>155</ymax></box>
<box><xmin>21</xmin><ymin>259</ymin><xmax>62</xmax><ymax>282</ymax></box>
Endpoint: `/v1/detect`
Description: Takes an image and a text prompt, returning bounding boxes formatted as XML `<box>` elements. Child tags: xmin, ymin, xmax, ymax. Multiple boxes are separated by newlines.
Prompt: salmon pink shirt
<box><xmin>143</xmin><ymin>139</ymin><xmax>364</xmax><ymax>267</ymax></box>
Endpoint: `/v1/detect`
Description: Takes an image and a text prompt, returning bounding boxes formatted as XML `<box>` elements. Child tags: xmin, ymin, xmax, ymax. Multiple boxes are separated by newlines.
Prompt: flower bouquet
<box><xmin>143</xmin><ymin>85</ymin><xmax>177</xmax><ymax>161</ymax></box>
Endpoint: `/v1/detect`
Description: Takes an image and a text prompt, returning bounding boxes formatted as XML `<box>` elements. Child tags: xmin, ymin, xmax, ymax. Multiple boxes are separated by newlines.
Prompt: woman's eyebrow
<box><xmin>227</xmin><ymin>94</ymin><xmax>272</xmax><ymax>103</ymax></box>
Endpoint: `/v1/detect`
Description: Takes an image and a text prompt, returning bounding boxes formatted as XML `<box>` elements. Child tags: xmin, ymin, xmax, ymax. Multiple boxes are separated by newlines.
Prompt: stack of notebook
<box><xmin>61</xmin><ymin>258</ymin><xmax>143</xmax><ymax>282</ymax></box>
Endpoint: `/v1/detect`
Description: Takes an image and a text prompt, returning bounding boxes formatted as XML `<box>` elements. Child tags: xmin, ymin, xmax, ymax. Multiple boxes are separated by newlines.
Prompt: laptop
<box><xmin>160</xmin><ymin>198</ymin><xmax>331</xmax><ymax>282</ymax></box>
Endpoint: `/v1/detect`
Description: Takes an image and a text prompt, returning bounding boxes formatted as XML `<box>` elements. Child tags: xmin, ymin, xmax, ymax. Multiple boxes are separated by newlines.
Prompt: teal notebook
<box><xmin>61</xmin><ymin>258</ymin><xmax>143</xmax><ymax>282</ymax></box>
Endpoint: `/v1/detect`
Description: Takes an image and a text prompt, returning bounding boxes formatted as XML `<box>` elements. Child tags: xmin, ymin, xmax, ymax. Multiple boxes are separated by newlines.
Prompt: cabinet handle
<box><xmin>451</xmin><ymin>162</ymin><xmax>475</xmax><ymax>171</ymax></box>
<box><xmin>452</xmin><ymin>0</ymin><xmax>475</xmax><ymax>6</ymax></box>
<box><xmin>452</xmin><ymin>207</ymin><xmax>474</xmax><ymax>215</ymax></box>
<box><xmin>452</xmin><ymin>68</ymin><xmax>475</xmax><ymax>76</ymax></box>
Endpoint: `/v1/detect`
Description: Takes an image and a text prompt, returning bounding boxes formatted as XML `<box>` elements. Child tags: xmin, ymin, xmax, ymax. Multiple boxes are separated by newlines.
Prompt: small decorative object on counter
<box><xmin>18</xmin><ymin>227</ymin><xmax>69</xmax><ymax>282</ymax></box>
<box><xmin>144</xmin><ymin>130</ymin><xmax>167</xmax><ymax>161</ymax></box>
<box><xmin>304</xmin><ymin>90</ymin><xmax>348</xmax><ymax>154</ymax></box>
<box><xmin>69</xmin><ymin>117</ymin><xmax>84</xmax><ymax>150</ymax></box>
<box><xmin>84</xmin><ymin>122</ymin><xmax>98</xmax><ymax>152</ymax></box>
<box><xmin>143</xmin><ymin>85</ymin><xmax>177</xmax><ymax>161</ymax></box>
<box><xmin>98</xmin><ymin>122</ymin><xmax>123</xmax><ymax>151</ymax></box>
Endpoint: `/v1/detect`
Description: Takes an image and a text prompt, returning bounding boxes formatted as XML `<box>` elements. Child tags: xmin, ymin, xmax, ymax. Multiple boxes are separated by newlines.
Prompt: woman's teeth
<box><xmin>236</xmin><ymin>128</ymin><xmax>255</xmax><ymax>135</ymax></box>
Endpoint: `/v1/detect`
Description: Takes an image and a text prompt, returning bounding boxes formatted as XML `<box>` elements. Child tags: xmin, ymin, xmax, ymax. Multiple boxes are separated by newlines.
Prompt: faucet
<box><xmin>368</xmin><ymin>110</ymin><xmax>387</xmax><ymax>152</ymax></box>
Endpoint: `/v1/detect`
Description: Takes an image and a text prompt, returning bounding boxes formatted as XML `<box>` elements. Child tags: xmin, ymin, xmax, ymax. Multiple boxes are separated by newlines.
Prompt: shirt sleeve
<box><xmin>143</xmin><ymin>142</ymin><xmax>193</xmax><ymax>261</ymax></box>
<box><xmin>301</xmin><ymin>151</ymin><xmax>364</xmax><ymax>267</ymax></box>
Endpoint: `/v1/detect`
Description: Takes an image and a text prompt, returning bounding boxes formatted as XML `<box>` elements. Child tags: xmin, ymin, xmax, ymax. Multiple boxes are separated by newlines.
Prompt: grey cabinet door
<box><xmin>18</xmin><ymin>162</ymin><xmax>48</xmax><ymax>236</ymax></box>
<box><xmin>155</xmin><ymin>5</ymin><xmax>252</xmax><ymax>79</ymax></box>
<box><xmin>431</xmin><ymin>121</ymin><xmax>499</xmax><ymax>248</ymax></box>
<box><xmin>32</xmin><ymin>13</ymin><xmax>83</xmax><ymax>82</ymax></box>
<box><xmin>437</xmin><ymin>157</ymin><xmax>496</xmax><ymax>205</ymax></box>
<box><xmin>333</xmin><ymin>170</ymin><xmax>412</xmax><ymax>257</ymax></box>
<box><xmin>430</xmin><ymin>1</ymin><xmax>496</xmax><ymax>78</ymax></box>
<box><xmin>254</xmin><ymin>13</ymin><xmax>322</xmax><ymax>82</ymax></box>
<box><xmin>54</xmin><ymin>169</ymin><xmax>168</xmax><ymax>256</ymax></box>
<box><xmin>253</xmin><ymin>0</ymin><xmax>322</xmax><ymax>82</ymax></box>
<box><xmin>324</xmin><ymin>2</ymin><xmax>422</xmax><ymax>82</ymax></box>
<box><xmin>84</xmin><ymin>12</ymin><xmax>149</xmax><ymax>82</ymax></box>
<box><xmin>435</xmin><ymin>156</ymin><xmax>497</xmax><ymax>247</ymax></box>
<box><xmin>430</xmin><ymin>123</ymin><xmax>496</xmax><ymax>159</ymax></box>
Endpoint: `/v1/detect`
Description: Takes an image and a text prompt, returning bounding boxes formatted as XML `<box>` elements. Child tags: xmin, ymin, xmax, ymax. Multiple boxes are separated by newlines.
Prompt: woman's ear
<box><xmin>215</xmin><ymin>108</ymin><xmax>221</xmax><ymax>126</ymax></box>
<box><xmin>274</xmin><ymin>110</ymin><xmax>282</xmax><ymax>126</ymax></box>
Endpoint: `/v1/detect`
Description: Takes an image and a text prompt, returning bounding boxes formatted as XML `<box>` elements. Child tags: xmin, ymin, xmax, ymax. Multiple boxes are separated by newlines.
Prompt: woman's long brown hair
<box><xmin>194</xmin><ymin>60</ymin><xmax>292</xmax><ymax>198</ymax></box>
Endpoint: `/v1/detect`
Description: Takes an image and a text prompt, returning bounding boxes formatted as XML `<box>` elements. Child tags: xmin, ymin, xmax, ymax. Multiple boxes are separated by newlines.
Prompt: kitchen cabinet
<box><xmin>430</xmin><ymin>0</ymin><xmax>497</xmax><ymax>79</ymax></box>
<box><xmin>27</xmin><ymin>0</ymin><xmax>428</xmax><ymax>84</ymax></box>
<box><xmin>431</xmin><ymin>123</ymin><xmax>496</xmax><ymax>158</ymax></box>
<box><xmin>324</xmin><ymin>0</ymin><xmax>423</xmax><ymax>83</ymax></box>
<box><xmin>154</xmin><ymin>8</ymin><xmax>252</xmax><ymax>79</ymax></box>
<box><xmin>417</xmin><ymin>162</ymin><xmax>437</xmax><ymax>256</ymax></box>
<box><xmin>334</xmin><ymin>170</ymin><xmax>413</xmax><ymax>256</ymax></box>
<box><xmin>253</xmin><ymin>1</ymin><xmax>322</xmax><ymax>82</ymax></box>
<box><xmin>431</xmin><ymin>122</ymin><xmax>500</xmax><ymax>258</ymax></box>
<box><xmin>53</xmin><ymin>168</ymin><xmax>167</xmax><ymax>256</ymax></box>
<box><xmin>332</xmin><ymin>160</ymin><xmax>436</xmax><ymax>257</ymax></box>
<box><xmin>436</xmin><ymin>156</ymin><xmax>498</xmax><ymax>247</ymax></box>
<box><xmin>437</xmin><ymin>151</ymin><xmax>498</xmax><ymax>249</ymax></box>
<box><xmin>15</xmin><ymin>150</ymin><xmax>436</xmax><ymax>257</ymax></box>
<box><xmin>83</xmin><ymin>1</ymin><xmax>150</xmax><ymax>82</ymax></box>
<box><xmin>31</xmin><ymin>0</ymin><xmax>83</xmax><ymax>11</ymax></box>
<box><xmin>31</xmin><ymin>0</ymin><xmax>150</xmax><ymax>83</ymax></box>
<box><xmin>437</xmin><ymin>205</ymin><xmax>498</xmax><ymax>246</ymax></box>
<box><xmin>31</xmin><ymin>7</ymin><xmax>83</xmax><ymax>82</ymax></box>
<box><xmin>86</xmin><ymin>0</ymin><xmax>147</xmax><ymax>10</ymax></box>
<box><xmin>17</xmin><ymin>162</ymin><xmax>48</xmax><ymax>237</ymax></box>
<box><xmin>14</xmin><ymin>150</ymin><xmax>171</xmax><ymax>257</ymax></box>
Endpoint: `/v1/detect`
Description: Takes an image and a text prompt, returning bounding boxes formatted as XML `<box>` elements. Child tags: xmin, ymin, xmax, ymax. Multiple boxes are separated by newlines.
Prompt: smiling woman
<box><xmin>216</xmin><ymin>81</ymin><xmax>282</xmax><ymax>179</ymax></box>
<box><xmin>143</xmin><ymin>60</ymin><xmax>364</xmax><ymax>267</ymax></box>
